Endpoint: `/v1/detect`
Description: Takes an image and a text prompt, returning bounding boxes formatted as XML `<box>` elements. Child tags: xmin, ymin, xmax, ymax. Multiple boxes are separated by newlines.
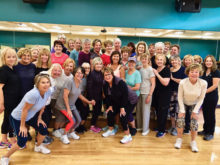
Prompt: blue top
<box><xmin>70</xmin><ymin>49</ymin><xmax>79</xmax><ymax>67</ymax></box>
<box><xmin>125</xmin><ymin>70</ymin><xmax>141</xmax><ymax>96</ymax></box>
<box><xmin>11</xmin><ymin>87</ymin><xmax>54</xmax><ymax>121</ymax></box>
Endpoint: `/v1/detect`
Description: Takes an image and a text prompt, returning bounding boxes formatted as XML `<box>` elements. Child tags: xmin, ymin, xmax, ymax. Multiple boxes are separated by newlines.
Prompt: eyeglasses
<box><xmin>104</xmin><ymin>73</ymin><xmax>112</xmax><ymax>77</ymax></box>
<box><xmin>76</xmin><ymin>71</ymin><xmax>83</xmax><ymax>75</ymax></box>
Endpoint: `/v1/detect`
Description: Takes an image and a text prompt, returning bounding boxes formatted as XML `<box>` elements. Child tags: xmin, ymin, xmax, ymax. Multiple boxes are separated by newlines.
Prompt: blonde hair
<box><xmin>183</xmin><ymin>54</ymin><xmax>194</xmax><ymax>67</ymax></box>
<box><xmin>136</xmin><ymin>41</ymin><xmax>149</xmax><ymax>56</ymax></box>
<box><xmin>0</xmin><ymin>47</ymin><xmax>18</xmax><ymax>67</ymax></box>
<box><xmin>17</xmin><ymin>48</ymin><xmax>31</xmax><ymax>58</ymax></box>
<box><xmin>82</xmin><ymin>62</ymin><xmax>90</xmax><ymax>68</ymax></box>
<box><xmin>34</xmin><ymin>73</ymin><xmax>51</xmax><ymax>89</ymax></box>
<box><xmin>185</xmin><ymin>63</ymin><xmax>203</xmax><ymax>76</ymax></box>
<box><xmin>63</xmin><ymin>58</ymin><xmax>75</xmax><ymax>69</ymax></box>
<box><xmin>155</xmin><ymin>54</ymin><xmax>167</xmax><ymax>65</ymax></box>
<box><xmin>36</xmin><ymin>48</ymin><xmax>52</xmax><ymax>68</ymax></box>
<box><xmin>194</xmin><ymin>55</ymin><xmax>203</xmax><ymax>64</ymax></box>
<box><xmin>92</xmin><ymin>57</ymin><xmax>103</xmax><ymax>67</ymax></box>
<box><xmin>48</xmin><ymin>63</ymin><xmax>63</xmax><ymax>77</ymax></box>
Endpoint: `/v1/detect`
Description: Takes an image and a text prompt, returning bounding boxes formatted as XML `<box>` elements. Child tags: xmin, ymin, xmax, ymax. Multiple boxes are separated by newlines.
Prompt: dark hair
<box><xmin>92</xmin><ymin>39</ymin><xmax>102</xmax><ymax>47</ymax></box>
<box><xmin>73</xmin><ymin>67</ymin><xmax>85</xmax><ymax>77</ymax></box>
<box><xmin>54</xmin><ymin>40</ymin><xmax>64</xmax><ymax>47</ymax></box>
<box><xmin>203</xmin><ymin>55</ymin><xmax>217</xmax><ymax>72</ymax></box>
<box><xmin>127</xmin><ymin>42</ymin><xmax>135</xmax><ymax>53</ymax></box>
<box><xmin>110</xmin><ymin>51</ymin><xmax>121</xmax><ymax>64</ymax></box>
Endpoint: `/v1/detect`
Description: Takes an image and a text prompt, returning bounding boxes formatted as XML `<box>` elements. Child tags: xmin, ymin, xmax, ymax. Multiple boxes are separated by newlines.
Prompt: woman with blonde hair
<box><xmin>175</xmin><ymin>64</ymin><xmax>207</xmax><ymax>152</ymax></box>
<box><xmin>0</xmin><ymin>47</ymin><xmax>20</xmax><ymax>149</ymax></box>
<box><xmin>31</xmin><ymin>47</ymin><xmax>39</xmax><ymax>62</ymax></box>
<box><xmin>182</xmin><ymin>54</ymin><xmax>194</xmax><ymax>67</ymax></box>
<box><xmin>135</xmin><ymin>41</ymin><xmax>148</xmax><ymax>69</ymax></box>
<box><xmin>63</xmin><ymin>58</ymin><xmax>75</xmax><ymax>80</ymax></box>
<box><xmin>194</xmin><ymin>55</ymin><xmax>203</xmax><ymax>64</ymax></box>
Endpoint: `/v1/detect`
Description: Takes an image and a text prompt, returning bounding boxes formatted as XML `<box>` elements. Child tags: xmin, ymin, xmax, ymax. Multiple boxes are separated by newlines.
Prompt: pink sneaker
<box><xmin>90</xmin><ymin>126</ymin><xmax>101</xmax><ymax>133</ymax></box>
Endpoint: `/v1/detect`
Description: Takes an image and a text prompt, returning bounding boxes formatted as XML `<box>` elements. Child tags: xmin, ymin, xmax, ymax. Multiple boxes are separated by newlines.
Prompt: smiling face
<box><xmin>128</xmin><ymin>60</ymin><xmax>136</xmax><ymax>70</ymax></box>
<box><xmin>94</xmin><ymin>62</ymin><xmax>103</xmax><ymax>71</ymax></box>
<box><xmin>155</xmin><ymin>47</ymin><xmax>163</xmax><ymax>55</ymax></box>
<box><xmin>75</xmin><ymin>39</ymin><xmax>82</xmax><ymax>51</ymax></box>
<box><xmin>54</xmin><ymin>44</ymin><xmax>63</xmax><ymax>54</ymax></box>
<box><xmin>68</xmin><ymin>40</ymin><xmax>75</xmax><ymax>50</ymax></box>
<box><xmin>74</xmin><ymin>68</ymin><xmax>84</xmax><ymax>81</ymax></box>
<box><xmin>188</xmin><ymin>68</ymin><xmax>200</xmax><ymax>83</ymax></box>
<box><xmin>112</xmin><ymin>54</ymin><xmax>120</xmax><ymax>64</ymax></box>
<box><xmin>155</xmin><ymin>55</ymin><xmax>165</xmax><ymax>67</ymax></box>
<box><xmin>205</xmin><ymin>57</ymin><xmax>213</xmax><ymax>69</ymax></box>
<box><xmin>184</xmin><ymin>58</ymin><xmax>193</xmax><ymax>67</ymax></box>
<box><xmin>5</xmin><ymin>51</ymin><xmax>17</xmax><ymax>67</ymax></box>
<box><xmin>51</xmin><ymin>66</ymin><xmax>62</xmax><ymax>78</ymax></box>
<box><xmin>106</xmin><ymin>44</ymin><xmax>113</xmax><ymax>54</ymax></box>
<box><xmin>104</xmin><ymin>71</ymin><xmax>113</xmax><ymax>84</ymax></box>
<box><xmin>38</xmin><ymin>77</ymin><xmax>51</xmax><ymax>93</ymax></box>
<box><xmin>114</xmin><ymin>41</ymin><xmax>121</xmax><ymax>51</ymax></box>
<box><xmin>171</xmin><ymin>47</ymin><xmax>179</xmax><ymax>56</ymax></box>
<box><xmin>41</xmin><ymin>53</ymin><xmax>49</xmax><ymax>63</ymax></box>
<box><xmin>64</xmin><ymin>62</ymin><xmax>74</xmax><ymax>76</ymax></box>
<box><xmin>137</xmin><ymin>44</ymin><xmax>145</xmax><ymax>54</ymax></box>
<box><xmin>83</xmin><ymin>42</ymin><xmax>91</xmax><ymax>53</ymax></box>
<box><xmin>171</xmin><ymin>58</ymin><xmax>180</xmax><ymax>68</ymax></box>
<box><xmin>31</xmin><ymin>49</ymin><xmax>39</xmax><ymax>61</ymax></box>
<box><xmin>21</xmin><ymin>53</ymin><xmax>31</xmax><ymax>65</ymax></box>
<box><xmin>94</xmin><ymin>41</ymin><xmax>102</xmax><ymax>54</ymax></box>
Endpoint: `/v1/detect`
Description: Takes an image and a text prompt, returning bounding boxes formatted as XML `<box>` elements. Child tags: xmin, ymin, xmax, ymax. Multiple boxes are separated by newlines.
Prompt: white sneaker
<box><xmin>68</xmin><ymin>132</ymin><xmax>80</xmax><ymax>140</ymax></box>
<box><xmin>60</xmin><ymin>135</ymin><xmax>70</xmax><ymax>144</ymax></box>
<box><xmin>52</xmin><ymin>130</ymin><xmax>62</xmax><ymax>138</ymax></box>
<box><xmin>34</xmin><ymin>144</ymin><xmax>51</xmax><ymax>154</ymax></box>
<box><xmin>174</xmin><ymin>138</ymin><xmax>182</xmax><ymax>149</ymax></box>
<box><xmin>102</xmin><ymin>129</ymin><xmax>115</xmax><ymax>138</ymax></box>
<box><xmin>1</xmin><ymin>157</ymin><xmax>10</xmax><ymax>165</ymax></box>
<box><xmin>120</xmin><ymin>134</ymin><xmax>132</xmax><ymax>144</ymax></box>
<box><xmin>142</xmin><ymin>129</ymin><xmax>150</xmax><ymax>136</ymax></box>
<box><xmin>190</xmin><ymin>141</ymin><xmax>199</xmax><ymax>152</ymax></box>
<box><xmin>58</xmin><ymin>128</ymin><xmax>64</xmax><ymax>135</ymax></box>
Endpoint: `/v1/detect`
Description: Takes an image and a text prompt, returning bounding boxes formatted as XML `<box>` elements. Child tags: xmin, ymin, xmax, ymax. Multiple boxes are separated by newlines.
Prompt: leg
<box><xmin>136</xmin><ymin>95</ymin><xmax>143</xmax><ymax>130</ymax></box>
<box><xmin>142</xmin><ymin>94</ymin><xmax>151</xmax><ymax>133</ymax></box>
<box><xmin>90</xmin><ymin>100</ymin><xmax>102</xmax><ymax>128</ymax></box>
<box><xmin>71</xmin><ymin>109</ymin><xmax>82</xmax><ymax>130</ymax></box>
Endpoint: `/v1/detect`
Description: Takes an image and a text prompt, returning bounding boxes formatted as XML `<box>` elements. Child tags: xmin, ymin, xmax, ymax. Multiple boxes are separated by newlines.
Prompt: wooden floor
<box><xmin>0</xmin><ymin>110</ymin><xmax>220</xmax><ymax>165</ymax></box>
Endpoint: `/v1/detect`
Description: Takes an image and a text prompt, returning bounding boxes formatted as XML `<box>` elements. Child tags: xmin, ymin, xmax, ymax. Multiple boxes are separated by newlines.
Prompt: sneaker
<box><xmin>75</xmin><ymin>125</ymin><xmax>84</xmax><ymax>134</ymax></box>
<box><xmin>60</xmin><ymin>135</ymin><xmax>70</xmax><ymax>144</ymax></box>
<box><xmin>113</xmin><ymin>125</ymin><xmax>119</xmax><ymax>134</ymax></box>
<box><xmin>90</xmin><ymin>126</ymin><xmax>101</xmax><ymax>133</ymax></box>
<box><xmin>171</xmin><ymin>128</ymin><xmax>177</xmax><ymax>136</ymax></box>
<box><xmin>52</xmin><ymin>130</ymin><xmax>62</xmax><ymax>138</ymax></box>
<box><xmin>203</xmin><ymin>134</ymin><xmax>214</xmax><ymax>141</ymax></box>
<box><xmin>183</xmin><ymin>129</ymin><xmax>190</xmax><ymax>135</ymax></box>
<box><xmin>19</xmin><ymin>145</ymin><xmax>26</xmax><ymax>150</ymax></box>
<box><xmin>34</xmin><ymin>144</ymin><xmax>51</xmax><ymax>154</ymax></box>
<box><xmin>0</xmin><ymin>141</ymin><xmax>11</xmax><ymax>149</ymax></box>
<box><xmin>58</xmin><ymin>128</ymin><xmax>64</xmax><ymax>135</ymax></box>
<box><xmin>190</xmin><ymin>141</ymin><xmax>199</xmax><ymax>152</ymax></box>
<box><xmin>27</xmin><ymin>132</ymin><xmax>32</xmax><ymax>141</ymax></box>
<box><xmin>102</xmin><ymin>126</ymin><xmax>109</xmax><ymax>132</ymax></box>
<box><xmin>68</xmin><ymin>132</ymin><xmax>80</xmax><ymax>140</ymax></box>
<box><xmin>156</xmin><ymin>132</ymin><xmax>166</xmax><ymax>138</ymax></box>
<box><xmin>1</xmin><ymin>156</ymin><xmax>10</xmax><ymax>165</ymax></box>
<box><xmin>102</xmin><ymin>129</ymin><xmax>115</xmax><ymax>138</ymax></box>
<box><xmin>198</xmin><ymin>130</ymin><xmax>205</xmax><ymax>136</ymax></box>
<box><xmin>142</xmin><ymin>129</ymin><xmax>150</xmax><ymax>136</ymax></box>
<box><xmin>43</xmin><ymin>136</ymin><xmax>54</xmax><ymax>145</ymax></box>
<box><xmin>120</xmin><ymin>134</ymin><xmax>132</xmax><ymax>144</ymax></box>
<box><xmin>174</xmin><ymin>138</ymin><xmax>182</xmax><ymax>149</ymax></box>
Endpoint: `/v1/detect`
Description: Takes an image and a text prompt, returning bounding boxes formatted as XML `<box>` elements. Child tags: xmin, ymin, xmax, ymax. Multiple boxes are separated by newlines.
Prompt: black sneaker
<box><xmin>203</xmin><ymin>134</ymin><xmax>214</xmax><ymax>141</ymax></box>
<box><xmin>198</xmin><ymin>130</ymin><xmax>205</xmax><ymax>136</ymax></box>
<box><xmin>183</xmin><ymin>129</ymin><xmax>190</xmax><ymax>135</ymax></box>
<box><xmin>75</xmin><ymin>125</ymin><xmax>84</xmax><ymax>134</ymax></box>
<box><xmin>42</xmin><ymin>136</ymin><xmax>54</xmax><ymax>145</ymax></box>
<box><xmin>27</xmin><ymin>132</ymin><xmax>32</xmax><ymax>141</ymax></box>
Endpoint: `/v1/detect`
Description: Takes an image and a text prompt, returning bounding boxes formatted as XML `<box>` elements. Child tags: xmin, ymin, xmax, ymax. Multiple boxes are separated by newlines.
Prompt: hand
<box><xmin>38</xmin><ymin>118</ymin><xmax>47</xmax><ymax>128</ymax></box>
<box><xmin>191</xmin><ymin>112</ymin><xmax>198</xmax><ymax>120</ymax></box>
<box><xmin>19</xmin><ymin>126</ymin><xmax>27</xmax><ymax>137</ymax></box>
<box><xmin>67</xmin><ymin>109</ymin><xmax>73</xmax><ymax>118</ymax></box>
<box><xmin>90</xmin><ymin>100</ymin><xmax>96</xmax><ymax>106</ymax></box>
<box><xmin>145</xmin><ymin>95</ymin><xmax>151</xmax><ymax>104</ymax></box>
<box><xmin>123</xmin><ymin>66</ymin><xmax>128</xmax><ymax>70</ymax></box>
<box><xmin>0</xmin><ymin>104</ymin><xmax>5</xmax><ymax>113</ymax></box>
<box><xmin>127</xmin><ymin>85</ymin><xmax>132</xmax><ymax>89</ymax></box>
<box><xmin>106</xmin><ymin>106</ymin><xmax>113</xmax><ymax>114</ymax></box>
<box><xmin>120</xmin><ymin>108</ymin><xmax>126</xmax><ymax>117</ymax></box>
<box><xmin>178</xmin><ymin>113</ymin><xmax>185</xmax><ymax>118</ymax></box>
<box><xmin>153</xmin><ymin>69</ymin><xmax>158</xmax><ymax>75</ymax></box>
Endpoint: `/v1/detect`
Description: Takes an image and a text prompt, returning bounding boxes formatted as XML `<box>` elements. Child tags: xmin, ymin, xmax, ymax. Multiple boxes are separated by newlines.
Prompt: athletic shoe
<box><xmin>142</xmin><ymin>129</ymin><xmax>150</xmax><ymax>136</ymax></box>
<box><xmin>90</xmin><ymin>126</ymin><xmax>101</xmax><ymax>133</ymax></box>
<box><xmin>0</xmin><ymin>141</ymin><xmax>11</xmax><ymax>149</ymax></box>
<box><xmin>34</xmin><ymin>144</ymin><xmax>51</xmax><ymax>154</ymax></box>
<box><xmin>203</xmin><ymin>134</ymin><xmax>214</xmax><ymax>141</ymax></box>
<box><xmin>60</xmin><ymin>135</ymin><xmax>70</xmax><ymax>144</ymax></box>
<box><xmin>102</xmin><ymin>129</ymin><xmax>115</xmax><ymax>138</ymax></box>
<box><xmin>174</xmin><ymin>138</ymin><xmax>182</xmax><ymax>149</ymax></box>
<box><xmin>52</xmin><ymin>130</ymin><xmax>62</xmax><ymax>138</ymax></box>
<box><xmin>190</xmin><ymin>141</ymin><xmax>199</xmax><ymax>152</ymax></box>
<box><xmin>43</xmin><ymin>136</ymin><xmax>54</xmax><ymax>145</ymax></box>
<box><xmin>68</xmin><ymin>132</ymin><xmax>80</xmax><ymax>140</ymax></box>
<box><xmin>120</xmin><ymin>134</ymin><xmax>132</xmax><ymax>144</ymax></box>
<box><xmin>75</xmin><ymin>125</ymin><xmax>84</xmax><ymax>134</ymax></box>
<box><xmin>198</xmin><ymin>130</ymin><xmax>205</xmax><ymax>136</ymax></box>
<box><xmin>183</xmin><ymin>129</ymin><xmax>190</xmax><ymax>135</ymax></box>
<box><xmin>171</xmin><ymin>128</ymin><xmax>177</xmax><ymax>136</ymax></box>
<box><xmin>156</xmin><ymin>132</ymin><xmax>166</xmax><ymax>138</ymax></box>
<box><xmin>102</xmin><ymin>126</ymin><xmax>109</xmax><ymax>132</ymax></box>
<box><xmin>1</xmin><ymin>156</ymin><xmax>9</xmax><ymax>165</ymax></box>
<box><xmin>113</xmin><ymin>125</ymin><xmax>119</xmax><ymax>134</ymax></box>
<box><xmin>58</xmin><ymin>128</ymin><xmax>64</xmax><ymax>135</ymax></box>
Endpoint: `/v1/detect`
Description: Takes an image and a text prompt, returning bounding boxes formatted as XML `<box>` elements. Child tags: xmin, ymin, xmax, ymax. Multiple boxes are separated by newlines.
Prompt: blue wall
<box><xmin>119</xmin><ymin>36</ymin><xmax>220</xmax><ymax>60</ymax></box>
<box><xmin>1</xmin><ymin>0</ymin><xmax>220</xmax><ymax>31</ymax></box>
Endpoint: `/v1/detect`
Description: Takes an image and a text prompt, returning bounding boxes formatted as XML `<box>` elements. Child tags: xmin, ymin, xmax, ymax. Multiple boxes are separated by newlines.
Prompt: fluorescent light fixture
<box><xmin>52</xmin><ymin>26</ymin><xmax>62</xmax><ymax>30</ymax></box>
<box><xmin>143</xmin><ymin>30</ymin><xmax>152</xmax><ymax>33</ymax></box>
<box><xmin>114</xmin><ymin>28</ymin><xmax>122</xmax><ymax>32</ymax></box>
<box><xmin>48</xmin><ymin>29</ymin><xmax>69</xmax><ymax>33</ymax></box>
<box><xmin>175</xmin><ymin>31</ymin><xmax>184</xmax><ymax>35</ymax></box>
<box><xmin>77</xmin><ymin>31</ymin><xmax>99</xmax><ymax>36</ymax></box>
<box><xmin>16</xmin><ymin>27</ymin><xmax>33</xmax><ymax>31</ymax></box>
<box><xmin>84</xmin><ymin>28</ymin><xmax>92</xmax><ymax>31</ymax></box>
<box><xmin>204</xmin><ymin>32</ymin><xmax>213</xmax><ymax>36</ymax></box>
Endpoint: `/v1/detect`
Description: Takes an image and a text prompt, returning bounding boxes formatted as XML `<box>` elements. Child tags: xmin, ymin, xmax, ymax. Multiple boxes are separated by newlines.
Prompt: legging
<box><xmin>60</xmin><ymin>109</ymin><xmax>81</xmax><ymax>132</ymax></box>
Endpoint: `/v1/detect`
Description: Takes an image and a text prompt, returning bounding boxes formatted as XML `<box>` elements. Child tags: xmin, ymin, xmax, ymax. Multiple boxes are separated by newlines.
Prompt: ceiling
<box><xmin>0</xmin><ymin>21</ymin><xmax>220</xmax><ymax>40</ymax></box>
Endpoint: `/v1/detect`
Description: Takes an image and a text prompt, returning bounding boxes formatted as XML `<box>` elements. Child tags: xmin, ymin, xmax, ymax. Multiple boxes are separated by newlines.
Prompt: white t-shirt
<box><xmin>11</xmin><ymin>87</ymin><xmax>54</xmax><ymax>121</ymax></box>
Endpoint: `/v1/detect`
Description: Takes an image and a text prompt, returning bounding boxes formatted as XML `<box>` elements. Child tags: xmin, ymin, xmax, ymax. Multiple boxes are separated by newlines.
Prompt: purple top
<box><xmin>78</xmin><ymin>51</ymin><xmax>91</xmax><ymax>66</ymax></box>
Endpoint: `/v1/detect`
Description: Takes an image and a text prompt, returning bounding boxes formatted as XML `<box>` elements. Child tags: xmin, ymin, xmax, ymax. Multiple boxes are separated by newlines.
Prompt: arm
<box><xmin>19</xmin><ymin>102</ymin><xmax>34</xmax><ymax>137</ymax></box>
<box><xmin>79</xmin><ymin>94</ymin><xmax>95</xmax><ymax>106</ymax></box>
<box><xmin>63</xmin><ymin>88</ymin><xmax>72</xmax><ymax>117</ymax></box>
<box><xmin>37</xmin><ymin>106</ymin><xmax>47</xmax><ymax>128</ymax></box>
<box><xmin>0</xmin><ymin>84</ymin><xmax>5</xmax><ymax>113</ymax></box>
<box><xmin>130</xmin><ymin>83</ymin><xmax>141</xmax><ymax>91</ymax></box>
<box><xmin>146</xmin><ymin>77</ymin><xmax>155</xmax><ymax>104</ymax></box>
<box><xmin>171</xmin><ymin>74</ymin><xmax>182</xmax><ymax>84</ymax></box>
<box><xmin>120</xmin><ymin>66</ymin><xmax>126</xmax><ymax>80</ymax></box>
<box><xmin>153</xmin><ymin>69</ymin><xmax>170</xmax><ymax>86</ymax></box>
<box><xmin>206</xmin><ymin>78</ymin><xmax>219</xmax><ymax>93</ymax></box>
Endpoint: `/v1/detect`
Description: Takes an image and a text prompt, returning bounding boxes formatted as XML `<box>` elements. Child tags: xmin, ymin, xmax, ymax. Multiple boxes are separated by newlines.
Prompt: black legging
<box><xmin>75</xmin><ymin>98</ymin><xmax>90</xmax><ymax>121</ymax></box>
<box><xmin>91</xmin><ymin>99</ymin><xmax>102</xmax><ymax>126</ymax></box>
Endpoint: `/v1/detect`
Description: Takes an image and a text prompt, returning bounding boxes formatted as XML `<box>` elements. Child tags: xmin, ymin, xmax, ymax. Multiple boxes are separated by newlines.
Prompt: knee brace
<box><xmin>190</xmin><ymin>118</ymin><xmax>198</xmax><ymax>132</ymax></box>
<box><xmin>176</xmin><ymin>117</ymin><xmax>185</xmax><ymax>129</ymax></box>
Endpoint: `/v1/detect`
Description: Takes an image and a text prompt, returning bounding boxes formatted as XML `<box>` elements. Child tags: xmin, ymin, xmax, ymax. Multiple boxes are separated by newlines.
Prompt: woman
<box><xmin>101</xmin><ymin>40</ymin><xmax>113</xmax><ymax>66</ymax></box>
<box><xmin>1</xmin><ymin>74</ymin><xmax>54</xmax><ymax>165</ymax></box>
<box><xmin>108</xmin><ymin>51</ymin><xmax>125</xmax><ymax>80</ymax></box>
<box><xmin>87</xmin><ymin>57</ymin><xmax>103</xmax><ymax>133</ymax></box>
<box><xmin>0</xmin><ymin>47</ymin><xmax>20</xmax><ymax>149</ymax></box>
<box><xmin>55</xmin><ymin>67</ymin><xmax>95</xmax><ymax>144</ymax></box>
<box><xmin>152</xmin><ymin>54</ymin><xmax>171</xmax><ymax>137</ymax></box>
<box><xmin>113</xmin><ymin>38</ymin><xmax>121</xmax><ymax>52</ymax></box>
<box><xmin>31</xmin><ymin>47</ymin><xmax>39</xmax><ymax>62</ymax></box>
<box><xmin>90</xmin><ymin>39</ymin><xmax>102</xmax><ymax>59</ymax></box>
<box><xmin>199</xmin><ymin>55</ymin><xmax>220</xmax><ymax>141</ymax></box>
<box><xmin>125</xmin><ymin>57</ymin><xmax>141</xmax><ymax>136</ymax></box>
<box><xmin>127</xmin><ymin>42</ymin><xmax>136</xmax><ymax>57</ymax></box>
<box><xmin>121</xmin><ymin>46</ymin><xmax>130</xmax><ymax>71</ymax></box>
<box><xmin>51</xmin><ymin>40</ymin><xmax>69</xmax><ymax>67</ymax></box>
<box><xmin>136</xmin><ymin>53</ymin><xmax>155</xmax><ymax>136</ymax></box>
<box><xmin>75</xmin><ymin>62</ymin><xmax>91</xmax><ymax>134</ymax></box>
<box><xmin>70</xmin><ymin>38</ymin><xmax>82</xmax><ymax>67</ymax></box>
<box><xmin>169</xmin><ymin>55</ymin><xmax>186</xmax><ymax>136</ymax></box>
<box><xmin>67</xmin><ymin>39</ymin><xmax>75</xmax><ymax>55</ymax></box>
<box><xmin>63</xmin><ymin>58</ymin><xmax>75</xmax><ymax>80</ymax></box>
<box><xmin>135</xmin><ymin>41</ymin><xmax>148</xmax><ymax>69</ymax></box>
<box><xmin>102</xmin><ymin>67</ymin><xmax>138</xmax><ymax>144</ymax></box>
<box><xmin>194</xmin><ymin>55</ymin><xmax>203</xmax><ymax>64</ymax></box>
<box><xmin>175</xmin><ymin>64</ymin><xmax>207</xmax><ymax>152</ymax></box>
<box><xmin>78</xmin><ymin>39</ymin><xmax>91</xmax><ymax>66</ymax></box>
<box><xmin>34</xmin><ymin>48</ymin><xmax>52</xmax><ymax>75</ymax></box>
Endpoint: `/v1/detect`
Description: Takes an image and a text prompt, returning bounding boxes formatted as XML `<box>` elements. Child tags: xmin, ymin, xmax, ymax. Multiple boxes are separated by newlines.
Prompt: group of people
<box><xmin>0</xmin><ymin>34</ymin><xmax>219</xmax><ymax>165</ymax></box>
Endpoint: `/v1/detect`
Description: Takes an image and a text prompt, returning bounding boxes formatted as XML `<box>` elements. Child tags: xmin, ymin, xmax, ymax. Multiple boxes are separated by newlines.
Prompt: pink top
<box><xmin>113</xmin><ymin>65</ymin><xmax>121</xmax><ymax>78</ymax></box>
<box><xmin>101</xmin><ymin>54</ymin><xmax>111</xmax><ymax>66</ymax></box>
<box><xmin>51</xmin><ymin>53</ymin><xmax>69</xmax><ymax>68</ymax></box>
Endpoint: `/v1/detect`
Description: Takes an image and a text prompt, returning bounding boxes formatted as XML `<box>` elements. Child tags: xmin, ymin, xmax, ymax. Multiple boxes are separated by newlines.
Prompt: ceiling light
<box><xmin>84</xmin><ymin>28</ymin><xmax>92</xmax><ymax>31</ymax></box>
<box><xmin>175</xmin><ymin>31</ymin><xmax>184</xmax><ymax>35</ymax></box>
<box><xmin>144</xmin><ymin>30</ymin><xmax>152</xmax><ymax>33</ymax></box>
<box><xmin>52</xmin><ymin>26</ymin><xmax>62</xmax><ymax>30</ymax></box>
<box><xmin>114</xmin><ymin>28</ymin><xmax>122</xmax><ymax>32</ymax></box>
<box><xmin>204</xmin><ymin>32</ymin><xmax>213</xmax><ymax>36</ymax></box>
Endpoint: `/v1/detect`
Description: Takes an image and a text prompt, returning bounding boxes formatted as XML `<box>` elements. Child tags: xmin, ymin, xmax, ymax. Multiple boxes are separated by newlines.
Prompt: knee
<box><xmin>190</xmin><ymin>118</ymin><xmax>198</xmax><ymax>131</ymax></box>
<box><xmin>17</xmin><ymin>137</ymin><xmax>27</xmax><ymax>148</ymax></box>
<box><xmin>176</xmin><ymin>117</ymin><xmax>185</xmax><ymax>129</ymax></box>
<box><xmin>38</xmin><ymin>124</ymin><xmax>48</xmax><ymax>136</ymax></box>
